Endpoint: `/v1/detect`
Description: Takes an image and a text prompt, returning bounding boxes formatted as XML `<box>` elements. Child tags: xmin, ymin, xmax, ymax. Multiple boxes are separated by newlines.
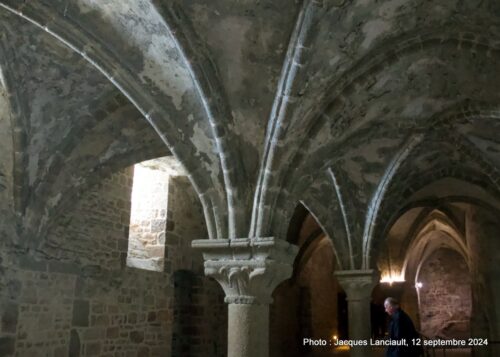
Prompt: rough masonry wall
<box><xmin>270</xmin><ymin>237</ymin><xmax>338</xmax><ymax>357</ymax></box>
<box><xmin>164</xmin><ymin>176</ymin><xmax>208</xmax><ymax>273</ymax></box>
<box><xmin>418</xmin><ymin>248</ymin><xmax>471</xmax><ymax>339</ymax></box>
<box><xmin>270</xmin><ymin>281</ymin><xmax>301</xmax><ymax>357</ymax></box>
<box><xmin>166</xmin><ymin>176</ymin><xmax>227</xmax><ymax>357</ymax></box>
<box><xmin>0</xmin><ymin>166</ymin><xmax>225</xmax><ymax>357</ymax></box>
<box><xmin>5</xmin><ymin>168</ymin><xmax>173</xmax><ymax>357</ymax></box>
<box><xmin>172</xmin><ymin>271</ymin><xmax>226</xmax><ymax>357</ymax></box>
<box><xmin>297</xmin><ymin>239</ymin><xmax>338</xmax><ymax>343</ymax></box>
<box><xmin>466</xmin><ymin>206</ymin><xmax>500</xmax><ymax>355</ymax></box>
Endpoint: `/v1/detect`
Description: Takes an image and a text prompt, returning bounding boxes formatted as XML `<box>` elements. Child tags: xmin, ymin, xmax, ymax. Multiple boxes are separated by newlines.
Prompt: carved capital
<box><xmin>335</xmin><ymin>269</ymin><xmax>380</xmax><ymax>301</ymax></box>
<box><xmin>192</xmin><ymin>237</ymin><xmax>298</xmax><ymax>305</ymax></box>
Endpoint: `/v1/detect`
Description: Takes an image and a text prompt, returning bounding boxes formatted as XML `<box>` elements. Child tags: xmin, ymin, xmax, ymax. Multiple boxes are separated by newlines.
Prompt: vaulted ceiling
<box><xmin>1</xmin><ymin>0</ymin><xmax>500</xmax><ymax>269</ymax></box>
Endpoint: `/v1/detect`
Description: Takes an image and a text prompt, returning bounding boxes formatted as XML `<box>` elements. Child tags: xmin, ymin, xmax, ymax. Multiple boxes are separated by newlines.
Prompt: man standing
<box><xmin>384</xmin><ymin>297</ymin><xmax>423</xmax><ymax>357</ymax></box>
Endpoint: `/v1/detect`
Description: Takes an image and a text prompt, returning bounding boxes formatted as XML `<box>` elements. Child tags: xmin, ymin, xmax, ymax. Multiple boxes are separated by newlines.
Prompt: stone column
<box><xmin>335</xmin><ymin>269</ymin><xmax>379</xmax><ymax>357</ymax></box>
<box><xmin>192</xmin><ymin>237</ymin><xmax>298</xmax><ymax>357</ymax></box>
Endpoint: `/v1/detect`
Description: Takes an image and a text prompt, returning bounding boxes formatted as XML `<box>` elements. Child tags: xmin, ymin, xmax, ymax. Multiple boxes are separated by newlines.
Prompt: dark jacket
<box><xmin>386</xmin><ymin>309</ymin><xmax>423</xmax><ymax>357</ymax></box>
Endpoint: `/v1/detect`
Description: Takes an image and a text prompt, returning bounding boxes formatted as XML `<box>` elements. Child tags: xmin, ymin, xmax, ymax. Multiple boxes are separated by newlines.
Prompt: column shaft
<box><xmin>347</xmin><ymin>297</ymin><xmax>371</xmax><ymax>344</ymax></box>
<box><xmin>335</xmin><ymin>269</ymin><xmax>379</xmax><ymax>357</ymax></box>
<box><xmin>228</xmin><ymin>304</ymin><xmax>269</xmax><ymax>357</ymax></box>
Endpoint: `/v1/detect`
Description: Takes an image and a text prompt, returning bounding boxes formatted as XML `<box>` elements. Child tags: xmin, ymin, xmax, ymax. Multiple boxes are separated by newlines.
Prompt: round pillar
<box><xmin>227</xmin><ymin>303</ymin><xmax>269</xmax><ymax>357</ymax></box>
<box><xmin>192</xmin><ymin>237</ymin><xmax>298</xmax><ymax>357</ymax></box>
<box><xmin>335</xmin><ymin>269</ymin><xmax>379</xmax><ymax>357</ymax></box>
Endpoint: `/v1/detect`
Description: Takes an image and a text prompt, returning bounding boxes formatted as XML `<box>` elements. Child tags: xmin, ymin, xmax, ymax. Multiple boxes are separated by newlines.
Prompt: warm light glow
<box><xmin>336</xmin><ymin>346</ymin><xmax>350</xmax><ymax>351</ymax></box>
<box><xmin>130</xmin><ymin>164</ymin><xmax>169</xmax><ymax>222</ymax></box>
<box><xmin>415</xmin><ymin>282</ymin><xmax>423</xmax><ymax>289</ymax></box>
<box><xmin>127</xmin><ymin>159</ymin><xmax>171</xmax><ymax>272</ymax></box>
<box><xmin>380</xmin><ymin>272</ymin><xmax>405</xmax><ymax>284</ymax></box>
<box><xmin>333</xmin><ymin>335</ymin><xmax>338</xmax><ymax>340</ymax></box>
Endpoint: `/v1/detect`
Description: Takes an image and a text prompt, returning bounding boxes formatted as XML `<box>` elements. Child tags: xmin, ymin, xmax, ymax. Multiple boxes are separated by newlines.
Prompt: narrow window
<box><xmin>127</xmin><ymin>157</ymin><xmax>181</xmax><ymax>271</ymax></box>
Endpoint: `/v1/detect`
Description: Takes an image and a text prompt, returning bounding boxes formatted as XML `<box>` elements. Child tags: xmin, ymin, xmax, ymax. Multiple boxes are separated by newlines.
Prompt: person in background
<box><xmin>384</xmin><ymin>297</ymin><xmax>423</xmax><ymax>357</ymax></box>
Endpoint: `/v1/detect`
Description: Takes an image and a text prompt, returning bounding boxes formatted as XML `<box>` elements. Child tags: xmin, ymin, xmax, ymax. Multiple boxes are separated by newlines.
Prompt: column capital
<box><xmin>335</xmin><ymin>269</ymin><xmax>380</xmax><ymax>301</ymax></box>
<box><xmin>192</xmin><ymin>237</ymin><xmax>298</xmax><ymax>305</ymax></box>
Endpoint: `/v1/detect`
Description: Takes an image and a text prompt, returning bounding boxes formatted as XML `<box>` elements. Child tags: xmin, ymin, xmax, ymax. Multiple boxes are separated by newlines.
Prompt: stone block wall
<box><xmin>44</xmin><ymin>168</ymin><xmax>134</xmax><ymax>271</ymax></box>
<box><xmin>165</xmin><ymin>176</ymin><xmax>207</xmax><ymax>273</ymax></box>
<box><xmin>466</xmin><ymin>206</ymin><xmax>500</xmax><ymax>356</ymax></box>
<box><xmin>171</xmin><ymin>271</ymin><xmax>226</xmax><ymax>357</ymax></box>
<box><xmin>418</xmin><ymin>248</ymin><xmax>471</xmax><ymax>339</ymax></box>
<box><xmin>270</xmin><ymin>236</ymin><xmax>338</xmax><ymax>357</ymax></box>
<box><xmin>0</xmin><ymin>164</ymin><xmax>226</xmax><ymax>356</ymax></box>
<box><xmin>12</xmin><ymin>271</ymin><xmax>75</xmax><ymax>357</ymax></box>
<box><xmin>69</xmin><ymin>271</ymin><xmax>171</xmax><ymax>357</ymax></box>
<box><xmin>167</xmin><ymin>176</ymin><xmax>227</xmax><ymax>357</ymax></box>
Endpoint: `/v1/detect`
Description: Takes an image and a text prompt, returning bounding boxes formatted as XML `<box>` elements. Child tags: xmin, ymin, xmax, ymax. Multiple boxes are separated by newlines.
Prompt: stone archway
<box><xmin>376</xmin><ymin>199</ymin><xmax>500</xmax><ymax>355</ymax></box>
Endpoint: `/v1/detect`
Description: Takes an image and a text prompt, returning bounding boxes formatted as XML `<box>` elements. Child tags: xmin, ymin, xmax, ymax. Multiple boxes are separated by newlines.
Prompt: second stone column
<box><xmin>335</xmin><ymin>269</ymin><xmax>380</xmax><ymax>357</ymax></box>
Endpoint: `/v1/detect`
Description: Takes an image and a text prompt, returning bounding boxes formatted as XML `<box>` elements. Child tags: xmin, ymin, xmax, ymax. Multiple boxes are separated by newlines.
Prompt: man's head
<box><xmin>384</xmin><ymin>297</ymin><xmax>400</xmax><ymax>316</ymax></box>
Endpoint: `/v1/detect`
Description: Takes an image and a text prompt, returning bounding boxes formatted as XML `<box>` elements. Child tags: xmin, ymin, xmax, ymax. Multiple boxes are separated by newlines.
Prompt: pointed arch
<box><xmin>362</xmin><ymin>134</ymin><xmax>423</xmax><ymax>268</ymax></box>
<box><xmin>401</xmin><ymin>210</ymin><xmax>470</xmax><ymax>283</ymax></box>
<box><xmin>299</xmin><ymin>199</ymin><xmax>347</xmax><ymax>270</ymax></box>
<box><xmin>0</xmin><ymin>1</ymin><xmax>234</xmax><ymax>240</ymax></box>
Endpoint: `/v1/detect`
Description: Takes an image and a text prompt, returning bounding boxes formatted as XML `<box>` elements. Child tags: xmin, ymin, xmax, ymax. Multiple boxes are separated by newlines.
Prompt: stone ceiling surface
<box><xmin>1</xmin><ymin>0</ymin><xmax>500</xmax><ymax>269</ymax></box>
